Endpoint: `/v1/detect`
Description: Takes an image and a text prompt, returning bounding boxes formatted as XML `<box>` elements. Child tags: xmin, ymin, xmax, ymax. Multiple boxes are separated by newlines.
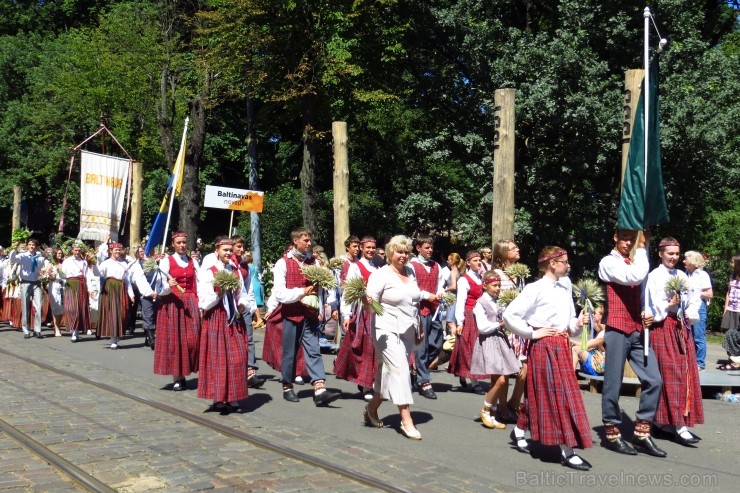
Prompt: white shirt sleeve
<box><xmin>198</xmin><ymin>266</ymin><xmax>219</xmax><ymax>311</ymax></box>
<box><xmin>473</xmin><ymin>300</ymin><xmax>501</xmax><ymax>335</ymax></box>
<box><xmin>272</xmin><ymin>258</ymin><xmax>304</xmax><ymax>304</ymax></box>
<box><xmin>340</xmin><ymin>263</ymin><xmax>362</xmax><ymax>318</ymax></box>
<box><xmin>598</xmin><ymin>248</ymin><xmax>649</xmax><ymax>286</ymax></box>
<box><xmin>503</xmin><ymin>283</ymin><xmax>537</xmax><ymax>339</ymax></box>
<box><xmin>455</xmin><ymin>276</ymin><xmax>470</xmax><ymax>323</ymax></box>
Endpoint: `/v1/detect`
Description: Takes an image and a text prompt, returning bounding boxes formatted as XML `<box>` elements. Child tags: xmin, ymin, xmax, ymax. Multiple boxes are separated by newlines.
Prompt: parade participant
<box><xmin>491</xmin><ymin>239</ymin><xmax>527</xmax><ymax>413</ymax></box>
<box><xmin>479</xmin><ymin>247</ymin><xmax>493</xmax><ymax>273</ymax></box>
<box><xmin>243</xmin><ymin>251</ymin><xmax>265</xmax><ymax>319</ymax></box>
<box><xmin>364</xmin><ymin>235</ymin><xmax>424</xmax><ymax>440</ymax></box>
<box><xmin>449</xmin><ymin>251</ymin><xmax>489</xmax><ymax>393</ymax></box>
<box><xmin>684</xmin><ymin>250</ymin><xmax>713</xmax><ymax>371</ymax></box>
<box><xmin>720</xmin><ymin>255</ymin><xmax>740</xmax><ymax>370</ymax></box>
<box><xmin>197</xmin><ymin>238</ymin><xmax>256</xmax><ymax>413</ymax></box>
<box><xmin>339</xmin><ymin>235</ymin><xmax>360</xmax><ymax>284</ymax></box>
<box><xmin>273</xmin><ymin>227</ymin><xmax>340</xmax><ymax>406</ymax></box>
<box><xmin>230</xmin><ymin>236</ymin><xmax>263</xmax><ymax>388</ymax></box>
<box><xmin>3</xmin><ymin>256</ymin><xmax>22</xmax><ymax>328</ymax></box>
<box><xmin>429</xmin><ymin>252</ymin><xmax>464</xmax><ymax>371</ymax></box>
<box><xmin>598</xmin><ymin>229</ymin><xmax>666</xmax><ymax>458</ymax></box>
<box><xmin>10</xmin><ymin>239</ymin><xmax>49</xmax><ymax>339</ymax></box>
<box><xmin>374</xmin><ymin>247</ymin><xmax>387</xmax><ymax>267</ymax></box>
<box><xmin>97</xmin><ymin>242</ymin><xmax>134</xmax><ymax>349</ymax></box>
<box><xmin>646</xmin><ymin>238</ymin><xmax>703</xmax><ymax>446</ymax></box>
<box><xmin>504</xmin><ymin>246</ymin><xmax>592</xmax><ymax>470</ymax></box>
<box><xmin>154</xmin><ymin>232</ymin><xmax>200</xmax><ymax>390</ymax></box>
<box><xmin>129</xmin><ymin>247</ymin><xmax>163</xmax><ymax>350</ymax></box>
<box><xmin>48</xmin><ymin>247</ymin><xmax>66</xmax><ymax>336</ymax></box>
<box><xmin>0</xmin><ymin>248</ymin><xmax>5</xmax><ymax>321</ymax></box>
<box><xmin>409</xmin><ymin>234</ymin><xmax>444</xmax><ymax>399</ymax></box>
<box><xmin>472</xmin><ymin>271</ymin><xmax>520</xmax><ymax>429</ymax></box>
<box><xmin>62</xmin><ymin>241</ymin><xmax>93</xmax><ymax>342</ymax></box>
<box><xmin>335</xmin><ymin>235</ymin><xmax>379</xmax><ymax>401</ymax></box>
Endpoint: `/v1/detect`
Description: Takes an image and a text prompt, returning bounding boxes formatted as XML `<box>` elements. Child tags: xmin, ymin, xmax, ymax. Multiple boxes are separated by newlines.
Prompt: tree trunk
<box><xmin>300</xmin><ymin>92</ymin><xmax>319</xmax><ymax>239</ymax></box>
<box><xmin>246</xmin><ymin>96</ymin><xmax>262</xmax><ymax>271</ymax></box>
<box><xmin>179</xmin><ymin>85</ymin><xmax>207</xmax><ymax>251</ymax></box>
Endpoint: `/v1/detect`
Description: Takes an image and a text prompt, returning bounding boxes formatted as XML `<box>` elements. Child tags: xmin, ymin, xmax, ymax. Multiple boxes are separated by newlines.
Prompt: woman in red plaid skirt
<box><xmin>503</xmin><ymin>246</ymin><xmax>592</xmax><ymax>471</ymax></box>
<box><xmin>335</xmin><ymin>236</ymin><xmax>378</xmax><ymax>400</ymax></box>
<box><xmin>154</xmin><ymin>232</ymin><xmax>200</xmax><ymax>392</ymax></box>
<box><xmin>645</xmin><ymin>238</ymin><xmax>703</xmax><ymax>446</ymax></box>
<box><xmin>197</xmin><ymin>238</ymin><xmax>256</xmax><ymax>414</ymax></box>
<box><xmin>448</xmin><ymin>251</ymin><xmax>490</xmax><ymax>393</ymax></box>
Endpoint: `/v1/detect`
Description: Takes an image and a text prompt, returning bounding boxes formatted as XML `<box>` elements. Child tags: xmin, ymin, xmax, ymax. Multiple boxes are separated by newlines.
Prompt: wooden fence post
<box><xmin>492</xmin><ymin>89</ymin><xmax>516</xmax><ymax>244</ymax></box>
<box><xmin>332</xmin><ymin>122</ymin><xmax>350</xmax><ymax>257</ymax></box>
<box><xmin>129</xmin><ymin>160</ymin><xmax>143</xmax><ymax>247</ymax></box>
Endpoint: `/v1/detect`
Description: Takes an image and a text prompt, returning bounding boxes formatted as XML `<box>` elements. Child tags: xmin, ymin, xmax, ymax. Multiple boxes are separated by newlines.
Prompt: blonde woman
<box><xmin>364</xmin><ymin>235</ymin><xmax>426</xmax><ymax>440</ymax></box>
<box><xmin>683</xmin><ymin>250</ymin><xmax>713</xmax><ymax>371</ymax></box>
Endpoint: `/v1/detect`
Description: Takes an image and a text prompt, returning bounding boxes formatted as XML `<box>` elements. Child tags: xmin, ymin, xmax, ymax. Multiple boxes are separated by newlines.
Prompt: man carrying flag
<box><xmin>599</xmin><ymin>8</ymin><xmax>669</xmax><ymax>459</ymax></box>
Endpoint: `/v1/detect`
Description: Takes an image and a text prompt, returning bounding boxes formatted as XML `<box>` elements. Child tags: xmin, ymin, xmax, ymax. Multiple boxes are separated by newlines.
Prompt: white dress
<box><xmin>366</xmin><ymin>265</ymin><xmax>421</xmax><ymax>405</ymax></box>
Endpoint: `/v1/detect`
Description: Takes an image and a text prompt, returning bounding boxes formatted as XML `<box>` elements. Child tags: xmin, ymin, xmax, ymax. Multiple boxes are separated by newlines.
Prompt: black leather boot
<box><xmin>145</xmin><ymin>329</ymin><xmax>155</xmax><ymax>350</ymax></box>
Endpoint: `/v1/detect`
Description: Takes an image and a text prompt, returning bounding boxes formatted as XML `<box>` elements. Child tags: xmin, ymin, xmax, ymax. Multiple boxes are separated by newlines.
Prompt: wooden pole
<box><xmin>332</xmin><ymin>122</ymin><xmax>350</xmax><ymax>257</ymax></box>
<box><xmin>492</xmin><ymin>89</ymin><xmax>516</xmax><ymax>244</ymax></box>
<box><xmin>12</xmin><ymin>186</ymin><xmax>21</xmax><ymax>237</ymax></box>
<box><xmin>129</xmin><ymin>161</ymin><xmax>143</xmax><ymax>248</ymax></box>
<box><xmin>621</xmin><ymin>69</ymin><xmax>644</xmax><ymax>183</ymax></box>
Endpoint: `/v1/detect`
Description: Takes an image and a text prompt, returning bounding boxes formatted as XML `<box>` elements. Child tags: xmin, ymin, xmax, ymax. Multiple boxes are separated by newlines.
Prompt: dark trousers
<box><xmin>414</xmin><ymin>314</ymin><xmax>443</xmax><ymax>384</ymax></box>
<box><xmin>281</xmin><ymin>317</ymin><xmax>325</xmax><ymax>384</ymax></box>
<box><xmin>139</xmin><ymin>296</ymin><xmax>158</xmax><ymax>330</ymax></box>
<box><xmin>602</xmin><ymin>328</ymin><xmax>663</xmax><ymax>425</ymax></box>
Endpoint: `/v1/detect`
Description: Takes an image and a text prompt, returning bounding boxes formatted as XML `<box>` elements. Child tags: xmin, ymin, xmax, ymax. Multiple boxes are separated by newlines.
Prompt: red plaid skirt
<box><xmin>64</xmin><ymin>277</ymin><xmax>90</xmax><ymax>332</ymax></box>
<box><xmin>1</xmin><ymin>288</ymin><xmax>10</xmax><ymax>322</ymax></box>
<box><xmin>524</xmin><ymin>334</ymin><xmax>593</xmax><ymax>448</ymax></box>
<box><xmin>197</xmin><ymin>304</ymin><xmax>249</xmax><ymax>402</ymax></box>
<box><xmin>10</xmin><ymin>297</ymin><xmax>21</xmax><ymax>328</ymax></box>
<box><xmin>447</xmin><ymin>309</ymin><xmax>490</xmax><ymax>379</ymax></box>
<box><xmin>333</xmin><ymin>311</ymin><xmax>376</xmax><ymax>388</ymax></box>
<box><xmin>154</xmin><ymin>292</ymin><xmax>200</xmax><ymax>377</ymax></box>
<box><xmin>262</xmin><ymin>305</ymin><xmax>307</xmax><ymax>375</ymax></box>
<box><xmin>651</xmin><ymin>316</ymin><xmax>704</xmax><ymax>427</ymax></box>
<box><xmin>98</xmin><ymin>279</ymin><xmax>127</xmax><ymax>338</ymax></box>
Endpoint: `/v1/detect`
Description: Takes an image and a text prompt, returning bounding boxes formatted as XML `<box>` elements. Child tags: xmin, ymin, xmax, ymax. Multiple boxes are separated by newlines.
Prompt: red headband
<box><xmin>466</xmin><ymin>251</ymin><xmax>481</xmax><ymax>261</ymax></box>
<box><xmin>658</xmin><ymin>240</ymin><xmax>680</xmax><ymax>248</ymax></box>
<box><xmin>171</xmin><ymin>231</ymin><xmax>187</xmax><ymax>240</ymax></box>
<box><xmin>215</xmin><ymin>239</ymin><xmax>234</xmax><ymax>247</ymax></box>
<box><xmin>483</xmin><ymin>276</ymin><xmax>501</xmax><ymax>284</ymax></box>
<box><xmin>537</xmin><ymin>250</ymin><xmax>566</xmax><ymax>263</ymax></box>
<box><xmin>109</xmin><ymin>242</ymin><xmax>123</xmax><ymax>249</ymax></box>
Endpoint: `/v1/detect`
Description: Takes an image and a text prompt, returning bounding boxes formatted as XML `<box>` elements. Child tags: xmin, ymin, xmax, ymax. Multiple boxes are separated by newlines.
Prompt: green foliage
<box><xmin>0</xmin><ymin>0</ymin><xmax>738</xmax><ymax>293</ymax></box>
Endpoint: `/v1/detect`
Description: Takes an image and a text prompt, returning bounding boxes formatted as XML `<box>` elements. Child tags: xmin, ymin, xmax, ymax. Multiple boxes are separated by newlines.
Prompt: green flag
<box><xmin>617</xmin><ymin>61</ymin><xmax>669</xmax><ymax>230</ymax></box>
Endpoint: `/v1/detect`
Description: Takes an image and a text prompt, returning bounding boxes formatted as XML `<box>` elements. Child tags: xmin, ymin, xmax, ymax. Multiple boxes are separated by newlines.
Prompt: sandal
<box><xmin>716</xmin><ymin>363</ymin><xmax>740</xmax><ymax>371</ymax></box>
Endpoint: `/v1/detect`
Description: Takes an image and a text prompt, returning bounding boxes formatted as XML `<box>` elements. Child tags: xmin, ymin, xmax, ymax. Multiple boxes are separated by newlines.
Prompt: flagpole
<box><xmin>161</xmin><ymin>117</ymin><xmax>190</xmax><ymax>254</ymax></box>
<box><xmin>643</xmin><ymin>6</ymin><xmax>651</xmax><ymax>357</ymax></box>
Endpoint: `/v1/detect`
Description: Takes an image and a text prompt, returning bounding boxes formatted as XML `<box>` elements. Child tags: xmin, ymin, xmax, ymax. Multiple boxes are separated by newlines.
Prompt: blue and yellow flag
<box><xmin>144</xmin><ymin>126</ymin><xmax>187</xmax><ymax>255</ymax></box>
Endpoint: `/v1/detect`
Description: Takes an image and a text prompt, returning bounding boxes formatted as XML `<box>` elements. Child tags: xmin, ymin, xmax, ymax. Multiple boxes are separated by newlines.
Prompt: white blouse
<box><xmin>340</xmin><ymin>257</ymin><xmax>378</xmax><ymax>318</ymax></box>
<box><xmin>454</xmin><ymin>273</ymin><xmax>482</xmax><ymax>324</ymax></box>
<box><xmin>366</xmin><ymin>265</ymin><xmax>421</xmax><ymax>333</ymax></box>
<box><xmin>473</xmin><ymin>292</ymin><xmax>504</xmax><ymax>335</ymax></box>
<box><xmin>646</xmin><ymin>264</ymin><xmax>700</xmax><ymax>324</ymax></box>
<box><xmin>198</xmin><ymin>262</ymin><xmax>255</xmax><ymax>313</ymax></box>
<box><xmin>503</xmin><ymin>276</ymin><xmax>581</xmax><ymax>339</ymax></box>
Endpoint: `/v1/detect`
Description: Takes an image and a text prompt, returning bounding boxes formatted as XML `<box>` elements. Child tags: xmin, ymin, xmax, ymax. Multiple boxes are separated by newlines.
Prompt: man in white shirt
<box><xmin>10</xmin><ymin>239</ymin><xmax>49</xmax><ymax>339</ymax></box>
